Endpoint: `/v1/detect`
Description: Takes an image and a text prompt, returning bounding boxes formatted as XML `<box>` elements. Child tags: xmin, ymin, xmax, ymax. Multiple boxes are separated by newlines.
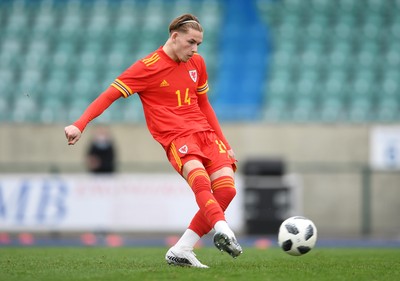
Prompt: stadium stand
<box><xmin>0</xmin><ymin>0</ymin><xmax>399</xmax><ymax>122</ymax></box>
<box><xmin>258</xmin><ymin>0</ymin><xmax>400</xmax><ymax>122</ymax></box>
<box><xmin>211</xmin><ymin>0</ymin><xmax>270</xmax><ymax>120</ymax></box>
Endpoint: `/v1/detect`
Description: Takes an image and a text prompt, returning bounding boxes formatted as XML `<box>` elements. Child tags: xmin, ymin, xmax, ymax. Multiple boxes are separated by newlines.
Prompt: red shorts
<box><xmin>166</xmin><ymin>131</ymin><xmax>237</xmax><ymax>175</ymax></box>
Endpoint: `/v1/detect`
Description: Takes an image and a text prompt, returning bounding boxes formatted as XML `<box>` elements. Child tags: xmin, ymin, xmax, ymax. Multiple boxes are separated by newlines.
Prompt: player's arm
<box><xmin>64</xmin><ymin>86</ymin><xmax>122</xmax><ymax>145</ymax></box>
<box><xmin>197</xmin><ymin>93</ymin><xmax>235</xmax><ymax>158</ymax></box>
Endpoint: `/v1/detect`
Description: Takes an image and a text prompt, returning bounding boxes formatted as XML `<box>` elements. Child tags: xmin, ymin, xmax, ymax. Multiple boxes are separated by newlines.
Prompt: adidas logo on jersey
<box><xmin>160</xmin><ymin>80</ymin><xmax>170</xmax><ymax>87</ymax></box>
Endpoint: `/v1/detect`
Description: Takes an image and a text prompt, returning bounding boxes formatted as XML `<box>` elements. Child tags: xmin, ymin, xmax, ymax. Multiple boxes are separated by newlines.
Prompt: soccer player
<box><xmin>64</xmin><ymin>14</ymin><xmax>242</xmax><ymax>268</ymax></box>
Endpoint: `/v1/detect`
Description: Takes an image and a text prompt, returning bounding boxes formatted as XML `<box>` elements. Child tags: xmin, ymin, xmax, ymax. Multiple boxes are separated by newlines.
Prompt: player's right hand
<box><xmin>64</xmin><ymin>125</ymin><xmax>82</xmax><ymax>145</ymax></box>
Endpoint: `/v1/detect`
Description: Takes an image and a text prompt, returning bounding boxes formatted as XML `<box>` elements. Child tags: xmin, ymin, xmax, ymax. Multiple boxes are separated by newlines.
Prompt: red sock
<box><xmin>212</xmin><ymin>176</ymin><xmax>236</xmax><ymax>210</ymax></box>
<box><xmin>187</xmin><ymin>168</ymin><xmax>225</xmax><ymax>230</ymax></box>
<box><xmin>188</xmin><ymin>176</ymin><xmax>236</xmax><ymax>237</ymax></box>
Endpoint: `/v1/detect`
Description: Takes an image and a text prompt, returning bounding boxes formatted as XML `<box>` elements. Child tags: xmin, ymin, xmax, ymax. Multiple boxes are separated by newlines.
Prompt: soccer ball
<box><xmin>278</xmin><ymin>216</ymin><xmax>317</xmax><ymax>256</ymax></box>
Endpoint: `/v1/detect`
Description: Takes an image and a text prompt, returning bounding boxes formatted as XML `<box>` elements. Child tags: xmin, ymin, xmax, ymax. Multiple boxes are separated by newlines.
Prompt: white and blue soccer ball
<box><xmin>278</xmin><ymin>216</ymin><xmax>317</xmax><ymax>256</ymax></box>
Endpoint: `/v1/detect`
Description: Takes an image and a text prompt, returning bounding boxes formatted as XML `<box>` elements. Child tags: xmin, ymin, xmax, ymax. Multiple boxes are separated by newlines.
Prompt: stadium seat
<box><xmin>42</xmin><ymin>79</ymin><xmax>68</xmax><ymax>104</ymax></box>
<box><xmin>30</xmin><ymin>3</ymin><xmax>57</xmax><ymax>39</ymax></box>
<box><xmin>0</xmin><ymin>98</ymin><xmax>9</xmax><ymax>122</ymax></box>
<box><xmin>263</xmin><ymin>97</ymin><xmax>289</xmax><ymax>122</ymax></box>
<box><xmin>319</xmin><ymin>98</ymin><xmax>344</xmax><ymax>122</ymax></box>
<box><xmin>66</xmin><ymin>97</ymin><xmax>93</xmax><ymax>122</ymax></box>
<box><xmin>51</xmin><ymin>41</ymin><xmax>79</xmax><ymax>76</ymax></box>
<box><xmin>0</xmin><ymin>81</ymin><xmax>13</xmax><ymax>122</ymax></box>
<box><xmin>350</xmin><ymin>70</ymin><xmax>376</xmax><ymax>103</ymax></box>
<box><xmin>294</xmin><ymin>70</ymin><xmax>319</xmax><ymax>99</ymax></box>
<box><xmin>24</xmin><ymin>40</ymin><xmax>50</xmax><ymax>72</ymax></box>
<box><xmin>1</xmin><ymin>38</ymin><xmax>23</xmax><ymax>60</ymax></box>
<box><xmin>267</xmin><ymin>71</ymin><xmax>292</xmax><ymax>100</ymax></box>
<box><xmin>290</xmin><ymin>97</ymin><xmax>317</xmax><ymax>122</ymax></box>
<box><xmin>375</xmin><ymin>96</ymin><xmax>399</xmax><ymax>122</ymax></box>
<box><xmin>310</xmin><ymin>0</ymin><xmax>335</xmax><ymax>14</ymax></box>
<box><xmin>322</xmin><ymin>69</ymin><xmax>348</xmax><ymax>100</ymax></box>
<box><xmin>0</xmin><ymin>69</ymin><xmax>15</xmax><ymax>87</ymax></box>
<box><xmin>347</xmin><ymin>97</ymin><xmax>373</xmax><ymax>122</ymax></box>
<box><xmin>3</xmin><ymin>5</ymin><xmax>30</xmax><ymax>39</ymax></box>
<box><xmin>11</xmin><ymin>95</ymin><xmax>39</xmax><ymax>123</ymax></box>
<box><xmin>39</xmin><ymin>95</ymin><xmax>68</xmax><ymax>123</ymax></box>
<box><xmin>338</xmin><ymin>0</ymin><xmax>362</xmax><ymax>14</ymax></box>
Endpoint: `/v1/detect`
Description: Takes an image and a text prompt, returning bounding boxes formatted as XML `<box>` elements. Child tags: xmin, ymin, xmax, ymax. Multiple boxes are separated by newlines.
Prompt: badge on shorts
<box><xmin>189</xmin><ymin>70</ymin><xmax>197</xmax><ymax>82</ymax></box>
<box><xmin>179</xmin><ymin>145</ymin><xmax>188</xmax><ymax>154</ymax></box>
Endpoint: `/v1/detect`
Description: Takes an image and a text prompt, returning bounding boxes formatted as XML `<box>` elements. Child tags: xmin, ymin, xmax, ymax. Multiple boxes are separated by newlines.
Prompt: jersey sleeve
<box><xmin>73</xmin><ymin>86</ymin><xmax>122</xmax><ymax>132</ymax></box>
<box><xmin>195</xmin><ymin>54</ymin><xmax>209</xmax><ymax>95</ymax></box>
<box><xmin>111</xmin><ymin>60</ymin><xmax>149</xmax><ymax>98</ymax></box>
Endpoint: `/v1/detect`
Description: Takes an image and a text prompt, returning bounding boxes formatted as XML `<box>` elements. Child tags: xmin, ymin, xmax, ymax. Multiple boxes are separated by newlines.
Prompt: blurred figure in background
<box><xmin>86</xmin><ymin>126</ymin><xmax>116</xmax><ymax>174</ymax></box>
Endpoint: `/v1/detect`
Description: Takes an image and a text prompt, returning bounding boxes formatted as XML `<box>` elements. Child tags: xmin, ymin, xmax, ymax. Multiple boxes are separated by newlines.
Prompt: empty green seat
<box><xmin>375</xmin><ymin>97</ymin><xmax>399</xmax><ymax>122</ymax></box>
<box><xmin>12</xmin><ymin>95</ymin><xmax>39</xmax><ymax>123</ymax></box>
<box><xmin>290</xmin><ymin>97</ymin><xmax>317</xmax><ymax>122</ymax></box>
<box><xmin>319</xmin><ymin>98</ymin><xmax>344</xmax><ymax>122</ymax></box>
<box><xmin>39</xmin><ymin>96</ymin><xmax>67</xmax><ymax>123</ymax></box>
<box><xmin>263</xmin><ymin>96</ymin><xmax>289</xmax><ymax>121</ymax></box>
<box><xmin>347</xmin><ymin>98</ymin><xmax>373</xmax><ymax>122</ymax></box>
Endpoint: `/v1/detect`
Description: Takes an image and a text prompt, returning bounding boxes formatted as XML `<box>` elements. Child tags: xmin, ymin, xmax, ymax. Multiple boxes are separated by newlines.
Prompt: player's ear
<box><xmin>170</xmin><ymin>31</ymin><xmax>179</xmax><ymax>41</ymax></box>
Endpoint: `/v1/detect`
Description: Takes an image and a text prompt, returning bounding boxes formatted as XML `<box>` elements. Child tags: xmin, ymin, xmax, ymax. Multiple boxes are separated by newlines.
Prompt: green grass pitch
<box><xmin>0</xmin><ymin>247</ymin><xmax>399</xmax><ymax>281</ymax></box>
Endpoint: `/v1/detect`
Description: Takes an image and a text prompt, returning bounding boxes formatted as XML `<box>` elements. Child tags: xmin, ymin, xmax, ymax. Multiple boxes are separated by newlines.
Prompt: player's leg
<box><xmin>184</xmin><ymin>160</ymin><xmax>228</xmax><ymax>230</ymax></box>
<box><xmin>166</xmin><ymin>161</ymin><xmax>239</xmax><ymax>267</ymax></box>
<box><xmin>166</xmin><ymin>156</ymin><xmax>220</xmax><ymax>268</ymax></box>
<box><xmin>166</xmin><ymin>159</ymin><xmax>222</xmax><ymax>268</ymax></box>
<box><xmin>175</xmin><ymin>165</ymin><xmax>242</xmax><ymax>258</ymax></box>
<box><xmin>165</xmin><ymin>136</ymin><xmax>215</xmax><ymax>267</ymax></box>
<box><xmin>165</xmin><ymin>133</ymin><xmax>241</xmax><ymax>266</ymax></box>
<box><xmin>188</xmin><ymin>168</ymin><xmax>237</xmax><ymax>237</ymax></box>
<box><xmin>188</xmin><ymin>166</ymin><xmax>242</xmax><ymax>258</ymax></box>
<box><xmin>173</xmin><ymin>174</ymin><xmax>237</xmax><ymax>263</ymax></box>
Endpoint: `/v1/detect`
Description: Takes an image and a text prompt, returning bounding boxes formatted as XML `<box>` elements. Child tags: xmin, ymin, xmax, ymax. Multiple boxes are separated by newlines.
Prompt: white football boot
<box><xmin>213</xmin><ymin>232</ymin><xmax>243</xmax><ymax>258</ymax></box>
<box><xmin>165</xmin><ymin>246</ymin><xmax>209</xmax><ymax>268</ymax></box>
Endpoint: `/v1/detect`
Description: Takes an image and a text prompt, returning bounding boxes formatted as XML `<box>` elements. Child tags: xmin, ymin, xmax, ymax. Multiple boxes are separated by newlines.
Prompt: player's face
<box><xmin>173</xmin><ymin>29</ymin><xmax>203</xmax><ymax>62</ymax></box>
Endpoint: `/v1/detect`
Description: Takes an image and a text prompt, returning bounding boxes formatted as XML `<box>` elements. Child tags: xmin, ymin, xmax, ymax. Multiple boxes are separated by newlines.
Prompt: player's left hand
<box><xmin>227</xmin><ymin>149</ymin><xmax>237</xmax><ymax>162</ymax></box>
<box><xmin>227</xmin><ymin>149</ymin><xmax>238</xmax><ymax>172</ymax></box>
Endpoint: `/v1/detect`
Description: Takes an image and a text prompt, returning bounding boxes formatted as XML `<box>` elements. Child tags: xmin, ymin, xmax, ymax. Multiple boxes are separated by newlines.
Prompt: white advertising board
<box><xmin>370</xmin><ymin>126</ymin><xmax>400</xmax><ymax>170</ymax></box>
<box><xmin>0</xmin><ymin>174</ymin><xmax>244</xmax><ymax>232</ymax></box>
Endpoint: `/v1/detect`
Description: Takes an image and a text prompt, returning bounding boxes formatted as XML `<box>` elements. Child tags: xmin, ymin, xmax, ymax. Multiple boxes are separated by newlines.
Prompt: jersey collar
<box><xmin>158</xmin><ymin>46</ymin><xmax>181</xmax><ymax>66</ymax></box>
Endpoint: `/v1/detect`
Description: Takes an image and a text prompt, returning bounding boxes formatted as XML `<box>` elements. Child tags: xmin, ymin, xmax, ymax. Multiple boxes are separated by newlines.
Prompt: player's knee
<box><xmin>228</xmin><ymin>186</ymin><xmax>237</xmax><ymax>200</ymax></box>
<box><xmin>219</xmin><ymin>186</ymin><xmax>236</xmax><ymax>201</ymax></box>
<box><xmin>187</xmin><ymin>168</ymin><xmax>211</xmax><ymax>194</ymax></box>
<box><xmin>211</xmin><ymin>176</ymin><xmax>235</xmax><ymax>193</ymax></box>
<box><xmin>191</xmin><ymin>176</ymin><xmax>211</xmax><ymax>194</ymax></box>
<box><xmin>213</xmin><ymin>186</ymin><xmax>236</xmax><ymax>211</ymax></box>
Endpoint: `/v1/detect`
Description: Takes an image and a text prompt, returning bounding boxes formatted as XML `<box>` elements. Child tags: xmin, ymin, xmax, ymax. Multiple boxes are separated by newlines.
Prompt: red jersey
<box><xmin>111</xmin><ymin>47</ymin><xmax>212</xmax><ymax>148</ymax></box>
